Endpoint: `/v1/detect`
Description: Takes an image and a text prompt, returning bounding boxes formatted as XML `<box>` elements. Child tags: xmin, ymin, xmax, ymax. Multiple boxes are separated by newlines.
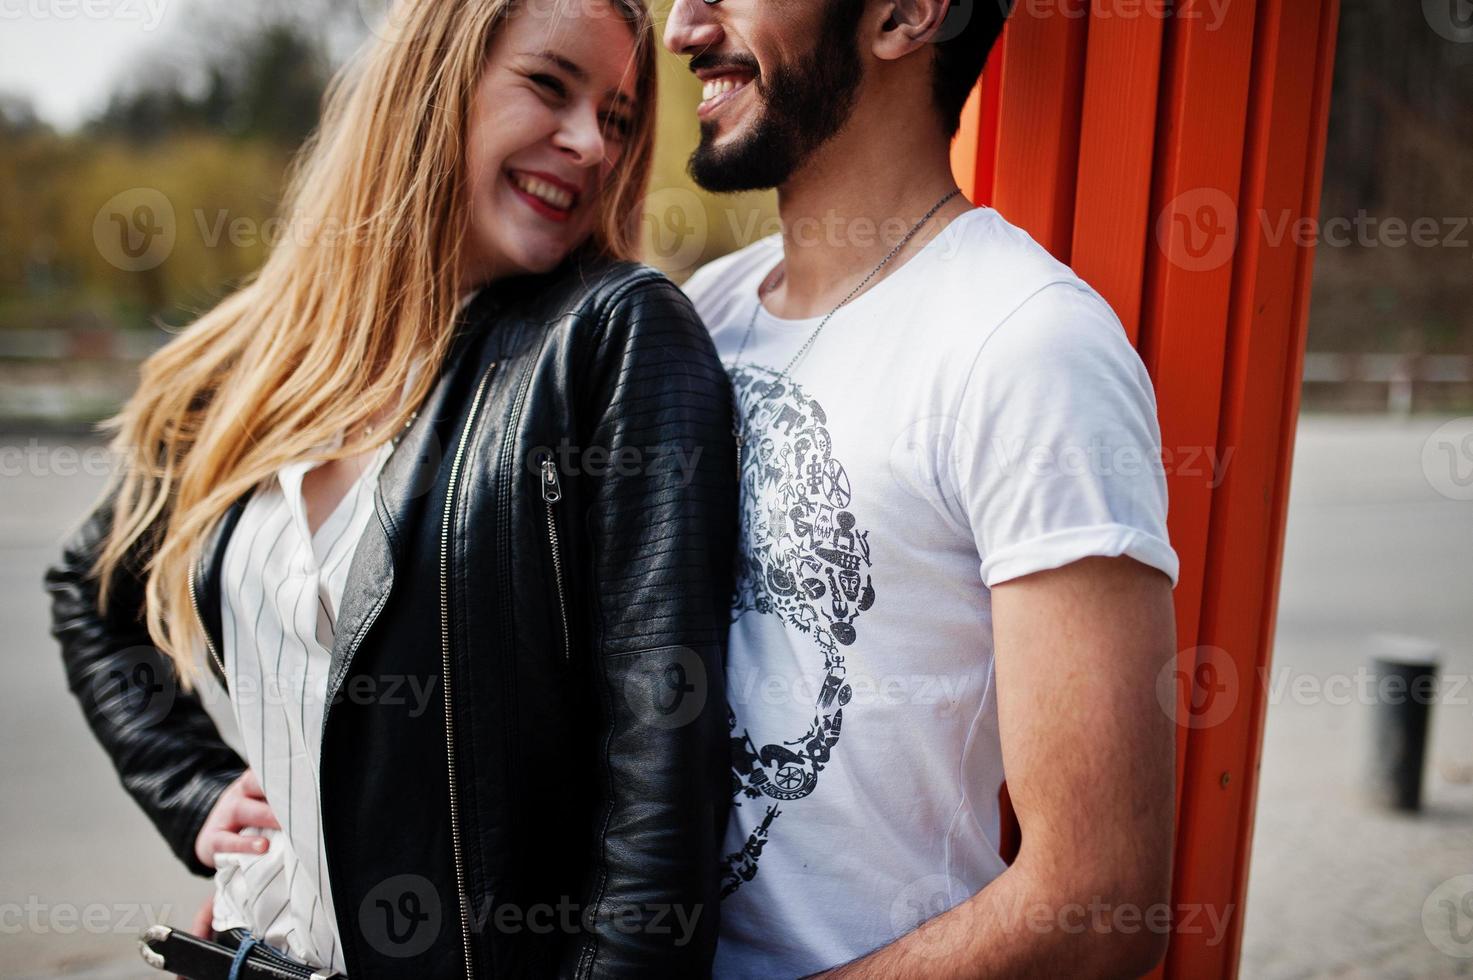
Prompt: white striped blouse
<box><xmin>204</xmin><ymin>348</ymin><xmax>441</xmax><ymax>971</ymax></box>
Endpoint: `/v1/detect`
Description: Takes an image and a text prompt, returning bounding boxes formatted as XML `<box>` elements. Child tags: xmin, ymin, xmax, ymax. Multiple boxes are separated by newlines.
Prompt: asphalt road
<box><xmin>1239</xmin><ymin>414</ymin><xmax>1473</xmax><ymax>979</ymax></box>
<box><xmin>2</xmin><ymin>433</ymin><xmax>207</xmax><ymax>979</ymax></box>
<box><xmin>2</xmin><ymin>414</ymin><xmax>1470</xmax><ymax>978</ymax></box>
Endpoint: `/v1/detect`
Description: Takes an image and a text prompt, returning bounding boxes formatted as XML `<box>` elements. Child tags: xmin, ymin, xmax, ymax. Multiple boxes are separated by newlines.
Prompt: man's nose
<box><xmin>663</xmin><ymin>0</ymin><xmax>724</xmax><ymax>56</ymax></box>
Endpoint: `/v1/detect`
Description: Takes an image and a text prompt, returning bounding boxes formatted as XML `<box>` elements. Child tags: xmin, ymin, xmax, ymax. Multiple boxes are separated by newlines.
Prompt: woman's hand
<box><xmin>187</xmin><ymin>892</ymin><xmax>215</xmax><ymax>941</ymax></box>
<box><xmin>193</xmin><ymin>768</ymin><xmax>280</xmax><ymax>870</ymax></box>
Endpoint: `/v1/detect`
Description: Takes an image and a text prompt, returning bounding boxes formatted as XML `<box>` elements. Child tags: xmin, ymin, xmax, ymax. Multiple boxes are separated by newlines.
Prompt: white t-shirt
<box><xmin>680</xmin><ymin>206</ymin><xmax>1179</xmax><ymax>978</ymax></box>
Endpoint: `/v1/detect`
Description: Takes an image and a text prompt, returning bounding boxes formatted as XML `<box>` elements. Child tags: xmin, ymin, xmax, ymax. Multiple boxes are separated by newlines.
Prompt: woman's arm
<box><xmin>566</xmin><ymin>274</ymin><xmax>738</xmax><ymax>978</ymax></box>
<box><xmin>44</xmin><ymin>484</ymin><xmax>249</xmax><ymax>877</ymax></box>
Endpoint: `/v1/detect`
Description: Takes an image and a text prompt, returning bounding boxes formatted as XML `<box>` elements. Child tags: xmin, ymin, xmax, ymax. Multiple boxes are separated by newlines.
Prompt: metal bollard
<box><xmin>1365</xmin><ymin>635</ymin><xmax>1441</xmax><ymax>812</ymax></box>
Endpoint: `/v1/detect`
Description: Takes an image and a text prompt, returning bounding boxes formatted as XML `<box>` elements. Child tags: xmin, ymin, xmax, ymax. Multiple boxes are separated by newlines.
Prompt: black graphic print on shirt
<box><xmin>722</xmin><ymin>366</ymin><xmax>877</xmax><ymax>897</ymax></box>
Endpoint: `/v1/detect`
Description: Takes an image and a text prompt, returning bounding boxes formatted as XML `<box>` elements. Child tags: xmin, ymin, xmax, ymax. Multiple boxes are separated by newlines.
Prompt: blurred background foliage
<box><xmin>0</xmin><ymin>0</ymin><xmax>775</xmax><ymax>343</ymax></box>
<box><xmin>0</xmin><ymin>0</ymin><xmax>1468</xmax><ymax>421</ymax></box>
<box><xmin>1310</xmin><ymin>0</ymin><xmax>1473</xmax><ymax>356</ymax></box>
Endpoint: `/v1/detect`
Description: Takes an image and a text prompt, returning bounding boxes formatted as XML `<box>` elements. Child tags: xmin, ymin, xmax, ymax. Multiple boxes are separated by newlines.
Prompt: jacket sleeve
<box><xmin>43</xmin><ymin>484</ymin><xmax>248</xmax><ymax>877</ymax></box>
<box><xmin>564</xmin><ymin>274</ymin><xmax>738</xmax><ymax>978</ymax></box>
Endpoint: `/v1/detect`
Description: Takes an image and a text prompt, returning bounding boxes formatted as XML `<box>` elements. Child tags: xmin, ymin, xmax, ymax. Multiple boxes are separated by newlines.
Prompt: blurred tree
<box><xmin>12</xmin><ymin>0</ymin><xmax>1461</xmax><ymax>358</ymax></box>
<box><xmin>88</xmin><ymin>4</ymin><xmax>337</xmax><ymax>146</ymax></box>
<box><xmin>1308</xmin><ymin>0</ymin><xmax>1473</xmax><ymax>356</ymax></box>
<box><xmin>1</xmin><ymin>0</ymin><xmax>353</xmax><ymax>331</ymax></box>
<box><xmin>0</xmin><ymin>93</ymin><xmax>46</xmax><ymax>136</ymax></box>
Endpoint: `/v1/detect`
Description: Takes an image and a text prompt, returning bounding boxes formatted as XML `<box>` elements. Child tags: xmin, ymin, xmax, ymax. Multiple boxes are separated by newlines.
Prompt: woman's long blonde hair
<box><xmin>90</xmin><ymin>0</ymin><xmax>658</xmax><ymax>691</ymax></box>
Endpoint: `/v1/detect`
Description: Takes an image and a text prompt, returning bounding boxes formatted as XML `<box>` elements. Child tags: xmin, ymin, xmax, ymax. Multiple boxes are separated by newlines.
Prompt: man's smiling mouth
<box><xmin>697</xmin><ymin>70</ymin><xmax>756</xmax><ymax>120</ymax></box>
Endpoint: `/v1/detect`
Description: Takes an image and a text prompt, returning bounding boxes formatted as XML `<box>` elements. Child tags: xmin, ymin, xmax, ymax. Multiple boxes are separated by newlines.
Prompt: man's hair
<box><xmin>931</xmin><ymin>0</ymin><xmax>1016</xmax><ymax>138</ymax></box>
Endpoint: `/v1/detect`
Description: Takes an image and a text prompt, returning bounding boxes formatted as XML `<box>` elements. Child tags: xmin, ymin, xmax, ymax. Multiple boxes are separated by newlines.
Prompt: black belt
<box><xmin>139</xmin><ymin>924</ymin><xmax>346</xmax><ymax>980</ymax></box>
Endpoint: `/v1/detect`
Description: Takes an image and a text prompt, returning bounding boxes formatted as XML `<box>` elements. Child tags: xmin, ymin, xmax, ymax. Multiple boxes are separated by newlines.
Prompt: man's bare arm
<box><xmin>813</xmin><ymin>555</ymin><xmax>1178</xmax><ymax>979</ymax></box>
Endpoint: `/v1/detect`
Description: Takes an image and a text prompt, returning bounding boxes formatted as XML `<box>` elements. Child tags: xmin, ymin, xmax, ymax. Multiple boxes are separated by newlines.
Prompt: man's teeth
<box><xmin>512</xmin><ymin>173</ymin><xmax>573</xmax><ymax>210</ymax></box>
<box><xmin>702</xmin><ymin>77</ymin><xmax>749</xmax><ymax>102</ymax></box>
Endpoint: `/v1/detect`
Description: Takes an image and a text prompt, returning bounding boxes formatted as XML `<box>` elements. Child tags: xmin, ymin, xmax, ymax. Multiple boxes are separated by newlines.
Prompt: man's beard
<box><xmin>687</xmin><ymin>0</ymin><xmax>866</xmax><ymax>193</ymax></box>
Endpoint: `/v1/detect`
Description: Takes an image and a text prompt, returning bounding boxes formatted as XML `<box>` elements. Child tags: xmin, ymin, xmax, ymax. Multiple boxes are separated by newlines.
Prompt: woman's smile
<box><xmin>506</xmin><ymin>168</ymin><xmax>581</xmax><ymax>223</ymax></box>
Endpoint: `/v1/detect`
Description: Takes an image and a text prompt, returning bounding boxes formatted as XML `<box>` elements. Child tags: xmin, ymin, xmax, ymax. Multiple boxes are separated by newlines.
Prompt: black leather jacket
<box><xmin>45</xmin><ymin>254</ymin><xmax>738</xmax><ymax>978</ymax></box>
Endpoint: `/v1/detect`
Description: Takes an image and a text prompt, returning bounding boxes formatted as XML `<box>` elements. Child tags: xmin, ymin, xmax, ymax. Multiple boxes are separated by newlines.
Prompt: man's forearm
<box><xmin>810</xmin><ymin>859</ymin><xmax>1169</xmax><ymax>980</ymax></box>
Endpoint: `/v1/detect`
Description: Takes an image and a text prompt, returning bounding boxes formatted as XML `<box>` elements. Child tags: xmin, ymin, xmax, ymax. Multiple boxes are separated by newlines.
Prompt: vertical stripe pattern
<box><xmin>209</xmin><ymin>431</ymin><xmax>395</xmax><ymax>973</ymax></box>
<box><xmin>200</xmin><ymin>308</ymin><xmax>461</xmax><ymax>972</ymax></box>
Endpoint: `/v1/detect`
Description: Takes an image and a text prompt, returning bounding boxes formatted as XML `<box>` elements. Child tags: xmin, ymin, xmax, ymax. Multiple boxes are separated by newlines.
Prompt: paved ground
<box><xmin>1</xmin><ymin>415</ymin><xmax>1469</xmax><ymax>978</ymax></box>
<box><xmin>1239</xmin><ymin>415</ymin><xmax>1473</xmax><ymax>979</ymax></box>
<box><xmin>1</xmin><ymin>433</ymin><xmax>207</xmax><ymax>979</ymax></box>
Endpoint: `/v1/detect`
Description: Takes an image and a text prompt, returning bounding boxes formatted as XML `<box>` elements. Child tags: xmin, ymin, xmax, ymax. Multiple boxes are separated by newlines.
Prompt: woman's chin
<box><xmin>468</xmin><ymin>219</ymin><xmax>589</xmax><ymax>281</ymax></box>
<box><xmin>507</xmin><ymin>234</ymin><xmax>582</xmax><ymax>275</ymax></box>
<box><xmin>521</xmin><ymin>250</ymin><xmax>573</xmax><ymax>274</ymax></box>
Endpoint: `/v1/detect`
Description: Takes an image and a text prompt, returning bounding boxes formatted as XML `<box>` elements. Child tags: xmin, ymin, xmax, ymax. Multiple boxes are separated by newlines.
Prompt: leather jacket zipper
<box><xmin>188</xmin><ymin>556</ymin><xmax>228</xmax><ymax>687</ymax></box>
<box><xmin>539</xmin><ymin>456</ymin><xmax>570</xmax><ymax>662</ymax></box>
<box><xmin>440</xmin><ymin>359</ymin><xmax>497</xmax><ymax>980</ymax></box>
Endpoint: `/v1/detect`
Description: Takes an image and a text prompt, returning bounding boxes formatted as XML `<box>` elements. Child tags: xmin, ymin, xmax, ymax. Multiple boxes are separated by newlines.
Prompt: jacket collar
<box><xmin>193</xmin><ymin>285</ymin><xmax>506</xmax><ymax>691</ymax></box>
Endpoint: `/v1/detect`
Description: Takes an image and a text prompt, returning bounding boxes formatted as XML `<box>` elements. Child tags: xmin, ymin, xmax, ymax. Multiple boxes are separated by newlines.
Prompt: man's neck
<box><xmin>761</xmin><ymin>121</ymin><xmax>974</xmax><ymax>320</ymax></box>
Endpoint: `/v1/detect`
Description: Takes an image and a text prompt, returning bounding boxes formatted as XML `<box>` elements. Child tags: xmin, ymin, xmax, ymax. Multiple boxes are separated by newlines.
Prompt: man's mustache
<box><xmin>688</xmin><ymin>51</ymin><xmax>762</xmax><ymax>79</ymax></box>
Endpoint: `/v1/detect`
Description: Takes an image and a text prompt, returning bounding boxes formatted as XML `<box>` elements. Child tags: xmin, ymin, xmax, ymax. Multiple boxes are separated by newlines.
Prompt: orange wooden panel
<box><xmin>972</xmin><ymin>41</ymin><xmax>1006</xmax><ymax>207</ymax></box>
<box><xmin>953</xmin><ymin>2</ymin><xmax>1338</xmax><ymax>975</ymax></box>
<box><xmin>1070</xmin><ymin>5</ymin><xmax>1167</xmax><ymax>340</ymax></box>
<box><xmin>950</xmin><ymin>79</ymin><xmax>987</xmax><ymax>203</ymax></box>
<box><xmin>1140</xmin><ymin>0</ymin><xmax>1260</xmax><ymax>642</ymax></box>
<box><xmin>950</xmin><ymin>34</ymin><xmax>1008</xmax><ymax>208</ymax></box>
<box><xmin>1165</xmin><ymin>0</ymin><xmax>1340</xmax><ymax>976</ymax></box>
<box><xmin>989</xmin><ymin>4</ymin><xmax>1088</xmax><ymax>260</ymax></box>
<box><xmin>1223</xmin><ymin>8</ymin><xmax>1341</xmax><ymax>969</ymax></box>
<box><xmin>1135</xmin><ymin>0</ymin><xmax>1262</xmax><ymax>877</ymax></box>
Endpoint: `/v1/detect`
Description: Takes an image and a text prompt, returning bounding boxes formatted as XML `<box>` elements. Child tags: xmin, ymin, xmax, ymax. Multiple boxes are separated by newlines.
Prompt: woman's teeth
<box><xmin>702</xmin><ymin>76</ymin><xmax>749</xmax><ymax>102</ymax></box>
<box><xmin>511</xmin><ymin>172</ymin><xmax>574</xmax><ymax>210</ymax></box>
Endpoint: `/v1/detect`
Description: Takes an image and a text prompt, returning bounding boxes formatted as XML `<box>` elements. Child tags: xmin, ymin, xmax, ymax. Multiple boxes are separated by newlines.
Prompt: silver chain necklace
<box><xmin>727</xmin><ymin>187</ymin><xmax>962</xmax><ymax>474</ymax></box>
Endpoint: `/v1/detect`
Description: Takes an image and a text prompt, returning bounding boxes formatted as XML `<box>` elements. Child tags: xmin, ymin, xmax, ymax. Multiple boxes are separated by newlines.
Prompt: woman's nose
<box><xmin>556</xmin><ymin>105</ymin><xmax>610</xmax><ymax>169</ymax></box>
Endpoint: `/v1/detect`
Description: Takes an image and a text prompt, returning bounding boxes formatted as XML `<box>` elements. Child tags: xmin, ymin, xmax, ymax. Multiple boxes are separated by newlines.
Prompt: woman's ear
<box><xmin>872</xmin><ymin>0</ymin><xmax>952</xmax><ymax>62</ymax></box>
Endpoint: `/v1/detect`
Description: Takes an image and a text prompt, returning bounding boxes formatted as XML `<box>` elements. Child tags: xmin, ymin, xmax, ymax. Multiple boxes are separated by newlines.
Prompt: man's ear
<box><xmin>871</xmin><ymin>0</ymin><xmax>952</xmax><ymax>62</ymax></box>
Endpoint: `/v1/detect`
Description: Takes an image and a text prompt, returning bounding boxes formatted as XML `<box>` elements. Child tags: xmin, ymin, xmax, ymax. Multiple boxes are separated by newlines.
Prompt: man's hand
<box><xmin>193</xmin><ymin>768</ymin><xmax>280</xmax><ymax>870</ymax></box>
<box><xmin>815</xmin><ymin>555</ymin><xmax>1178</xmax><ymax>979</ymax></box>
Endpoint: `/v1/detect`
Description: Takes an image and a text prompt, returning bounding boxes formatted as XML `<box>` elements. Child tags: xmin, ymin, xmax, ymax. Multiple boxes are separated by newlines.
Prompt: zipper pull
<box><xmin>540</xmin><ymin>457</ymin><xmax>562</xmax><ymax>504</ymax></box>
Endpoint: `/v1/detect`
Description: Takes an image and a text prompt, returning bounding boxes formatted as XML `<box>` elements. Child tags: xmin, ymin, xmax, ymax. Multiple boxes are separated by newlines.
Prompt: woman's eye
<box><xmin>601</xmin><ymin>114</ymin><xmax>633</xmax><ymax>140</ymax></box>
<box><xmin>531</xmin><ymin>74</ymin><xmax>566</xmax><ymax>98</ymax></box>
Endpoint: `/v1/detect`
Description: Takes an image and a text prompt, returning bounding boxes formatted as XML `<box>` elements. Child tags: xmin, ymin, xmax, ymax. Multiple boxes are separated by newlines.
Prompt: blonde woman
<box><xmin>45</xmin><ymin>0</ymin><xmax>736</xmax><ymax>976</ymax></box>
